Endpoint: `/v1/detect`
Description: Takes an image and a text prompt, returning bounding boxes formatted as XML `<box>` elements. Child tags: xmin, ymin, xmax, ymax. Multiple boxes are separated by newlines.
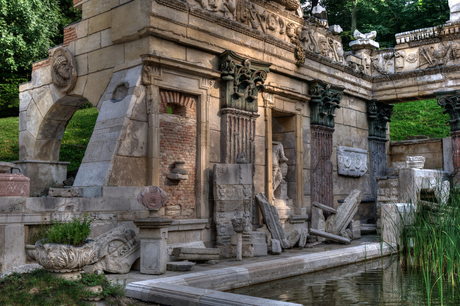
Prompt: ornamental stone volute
<box><xmin>50</xmin><ymin>47</ymin><xmax>77</xmax><ymax>93</ymax></box>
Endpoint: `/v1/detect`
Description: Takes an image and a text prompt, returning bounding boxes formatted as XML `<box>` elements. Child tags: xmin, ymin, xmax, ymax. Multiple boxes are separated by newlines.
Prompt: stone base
<box><xmin>217</xmin><ymin>244</ymin><xmax>254</xmax><ymax>259</ymax></box>
<box><xmin>0</xmin><ymin>174</ymin><xmax>30</xmax><ymax>197</ymax></box>
<box><xmin>14</xmin><ymin>160</ymin><xmax>68</xmax><ymax>195</ymax></box>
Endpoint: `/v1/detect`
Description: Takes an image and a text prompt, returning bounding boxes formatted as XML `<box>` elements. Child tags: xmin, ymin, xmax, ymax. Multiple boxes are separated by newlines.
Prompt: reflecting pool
<box><xmin>228</xmin><ymin>256</ymin><xmax>459</xmax><ymax>305</ymax></box>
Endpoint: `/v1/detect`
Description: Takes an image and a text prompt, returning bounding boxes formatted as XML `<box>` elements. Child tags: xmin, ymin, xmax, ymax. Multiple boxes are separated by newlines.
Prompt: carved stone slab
<box><xmin>310</xmin><ymin>228</ymin><xmax>351</xmax><ymax>244</ymax></box>
<box><xmin>337</xmin><ymin>146</ymin><xmax>368</xmax><ymax>177</ymax></box>
<box><xmin>256</xmin><ymin>193</ymin><xmax>290</xmax><ymax>249</ymax></box>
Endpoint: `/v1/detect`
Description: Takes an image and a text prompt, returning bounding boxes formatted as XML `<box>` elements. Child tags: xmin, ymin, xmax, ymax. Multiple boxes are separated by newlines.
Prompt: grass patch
<box><xmin>59</xmin><ymin>107</ymin><xmax>98</xmax><ymax>171</ymax></box>
<box><xmin>0</xmin><ymin>106</ymin><xmax>98</xmax><ymax>172</ymax></box>
<box><xmin>0</xmin><ymin>269</ymin><xmax>124</xmax><ymax>306</ymax></box>
<box><xmin>390</xmin><ymin>99</ymin><xmax>450</xmax><ymax>141</ymax></box>
<box><xmin>399</xmin><ymin>185</ymin><xmax>460</xmax><ymax>305</ymax></box>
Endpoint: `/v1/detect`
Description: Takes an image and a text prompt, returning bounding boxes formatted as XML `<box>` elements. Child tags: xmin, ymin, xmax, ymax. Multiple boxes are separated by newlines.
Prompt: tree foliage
<box><xmin>0</xmin><ymin>0</ymin><xmax>80</xmax><ymax>118</ymax></box>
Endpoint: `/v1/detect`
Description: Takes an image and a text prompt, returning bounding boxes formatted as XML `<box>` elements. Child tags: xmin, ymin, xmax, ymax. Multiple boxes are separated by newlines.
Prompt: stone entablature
<box><xmin>395</xmin><ymin>22</ymin><xmax>460</xmax><ymax>46</ymax></box>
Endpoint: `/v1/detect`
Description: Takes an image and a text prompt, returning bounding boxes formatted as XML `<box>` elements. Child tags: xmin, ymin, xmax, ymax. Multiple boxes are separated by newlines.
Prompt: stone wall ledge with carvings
<box><xmin>395</xmin><ymin>21</ymin><xmax>460</xmax><ymax>45</ymax></box>
<box><xmin>263</xmin><ymin>84</ymin><xmax>310</xmax><ymax>102</ymax></box>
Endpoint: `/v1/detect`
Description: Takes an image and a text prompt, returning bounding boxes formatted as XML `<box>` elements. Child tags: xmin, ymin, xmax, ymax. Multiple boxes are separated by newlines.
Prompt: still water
<box><xmin>228</xmin><ymin>256</ymin><xmax>460</xmax><ymax>305</ymax></box>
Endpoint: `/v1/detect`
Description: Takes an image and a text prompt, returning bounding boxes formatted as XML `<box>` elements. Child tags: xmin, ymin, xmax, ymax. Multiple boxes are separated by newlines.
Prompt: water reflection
<box><xmin>228</xmin><ymin>256</ymin><xmax>459</xmax><ymax>305</ymax></box>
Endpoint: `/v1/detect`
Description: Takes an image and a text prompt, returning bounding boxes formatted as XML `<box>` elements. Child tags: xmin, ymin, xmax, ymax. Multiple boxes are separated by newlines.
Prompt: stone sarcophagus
<box><xmin>337</xmin><ymin>146</ymin><xmax>368</xmax><ymax>177</ymax></box>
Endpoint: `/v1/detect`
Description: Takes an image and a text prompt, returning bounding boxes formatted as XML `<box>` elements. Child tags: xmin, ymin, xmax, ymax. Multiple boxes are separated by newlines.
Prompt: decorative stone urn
<box><xmin>35</xmin><ymin>240</ymin><xmax>97</xmax><ymax>279</ymax></box>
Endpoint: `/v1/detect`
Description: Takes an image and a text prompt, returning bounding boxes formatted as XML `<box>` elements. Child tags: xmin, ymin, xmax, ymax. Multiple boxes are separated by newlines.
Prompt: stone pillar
<box><xmin>134</xmin><ymin>210</ymin><xmax>173</xmax><ymax>275</ymax></box>
<box><xmin>436</xmin><ymin>90</ymin><xmax>460</xmax><ymax>180</ymax></box>
<box><xmin>219</xmin><ymin>50</ymin><xmax>271</xmax><ymax>164</ymax></box>
<box><xmin>142</xmin><ymin>66</ymin><xmax>161</xmax><ymax>186</ymax></box>
<box><xmin>367</xmin><ymin>100</ymin><xmax>393</xmax><ymax>217</ymax></box>
<box><xmin>310</xmin><ymin>125</ymin><xmax>334</xmax><ymax>208</ymax></box>
<box><xmin>263</xmin><ymin>92</ymin><xmax>274</xmax><ymax>204</ymax></box>
<box><xmin>309</xmin><ymin>80</ymin><xmax>344</xmax><ymax>209</ymax></box>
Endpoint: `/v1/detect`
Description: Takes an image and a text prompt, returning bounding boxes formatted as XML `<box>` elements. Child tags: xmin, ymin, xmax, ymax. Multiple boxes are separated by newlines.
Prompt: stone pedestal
<box><xmin>134</xmin><ymin>210</ymin><xmax>173</xmax><ymax>275</ymax></box>
<box><xmin>14</xmin><ymin>160</ymin><xmax>68</xmax><ymax>195</ymax></box>
<box><xmin>0</xmin><ymin>174</ymin><xmax>30</xmax><ymax>197</ymax></box>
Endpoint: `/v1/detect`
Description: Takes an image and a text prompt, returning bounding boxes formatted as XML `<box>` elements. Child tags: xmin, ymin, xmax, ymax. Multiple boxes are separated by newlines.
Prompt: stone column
<box><xmin>219</xmin><ymin>51</ymin><xmax>271</xmax><ymax>164</ymax></box>
<box><xmin>367</xmin><ymin>100</ymin><xmax>393</xmax><ymax>217</ymax></box>
<box><xmin>263</xmin><ymin>92</ymin><xmax>274</xmax><ymax>204</ymax></box>
<box><xmin>142</xmin><ymin>66</ymin><xmax>161</xmax><ymax>186</ymax></box>
<box><xmin>309</xmin><ymin>80</ymin><xmax>344</xmax><ymax>209</ymax></box>
<box><xmin>134</xmin><ymin>210</ymin><xmax>173</xmax><ymax>275</ymax></box>
<box><xmin>436</xmin><ymin>90</ymin><xmax>460</xmax><ymax>179</ymax></box>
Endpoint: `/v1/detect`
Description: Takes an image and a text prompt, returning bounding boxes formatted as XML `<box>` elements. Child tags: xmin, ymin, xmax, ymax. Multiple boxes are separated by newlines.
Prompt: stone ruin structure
<box><xmin>1</xmin><ymin>0</ymin><xmax>460</xmax><ymax>273</ymax></box>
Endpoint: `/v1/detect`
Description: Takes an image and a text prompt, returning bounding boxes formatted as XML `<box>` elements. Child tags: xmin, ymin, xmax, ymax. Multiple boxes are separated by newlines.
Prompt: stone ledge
<box><xmin>125</xmin><ymin>243</ymin><xmax>395</xmax><ymax>305</ymax></box>
<box><xmin>168</xmin><ymin>219</ymin><xmax>209</xmax><ymax>232</ymax></box>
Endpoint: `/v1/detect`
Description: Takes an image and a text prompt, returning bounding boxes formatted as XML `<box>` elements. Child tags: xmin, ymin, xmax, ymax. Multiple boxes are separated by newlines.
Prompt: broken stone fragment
<box><xmin>309</xmin><ymin>228</ymin><xmax>351</xmax><ymax>244</ymax></box>
<box><xmin>286</xmin><ymin>229</ymin><xmax>300</xmax><ymax>248</ymax></box>
<box><xmin>326</xmin><ymin>189</ymin><xmax>363</xmax><ymax>235</ymax></box>
<box><xmin>256</xmin><ymin>193</ymin><xmax>290</xmax><ymax>249</ymax></box>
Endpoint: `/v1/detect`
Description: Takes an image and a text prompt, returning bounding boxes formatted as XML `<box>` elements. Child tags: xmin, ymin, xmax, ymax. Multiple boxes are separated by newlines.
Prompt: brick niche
<box><xmin>159</xmin><ymin>91</ymin><xmax>197</xmax><ymax>219</ymax></box>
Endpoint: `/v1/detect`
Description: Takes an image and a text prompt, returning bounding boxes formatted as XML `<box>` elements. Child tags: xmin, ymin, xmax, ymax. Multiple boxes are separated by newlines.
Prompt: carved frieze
<box><xmin>337</xmin><ymin>146</ymin><xmax>368</xmax><ymax>177</ymax></box>
<box><xmin>436</xmin><ymin>90</ymin><xmax>460</xmax><ymax>132</ymax></box>
<box><xmin>50</xmin><ymin>47</ymin><xmax>77</xmax><ymax>93</ymax></box>
<box><xmin>420</xmin><ymin>42</ymin><xmax>453</xmax><ymax>68</ymax></box>
<box><xmin>309</xmin><ymin>80</ymin><xmax>344</xmax><ymax>128</ymax></box>
<box><xmin>371</xmin><ymin>51</ymin><xmax>395</xmax><ymax>75</ymax></box>
<box><xmin>367</xmin><ymin>100</ymin><xmax>394</xmax><ymax>139</ymax></box>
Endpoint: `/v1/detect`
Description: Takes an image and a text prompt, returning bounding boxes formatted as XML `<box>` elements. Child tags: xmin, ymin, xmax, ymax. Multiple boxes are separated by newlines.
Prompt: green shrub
<box><xmin>43</xmin><ymin>214</ymin><xmax>92</xmax><ymax>247</ymax></box>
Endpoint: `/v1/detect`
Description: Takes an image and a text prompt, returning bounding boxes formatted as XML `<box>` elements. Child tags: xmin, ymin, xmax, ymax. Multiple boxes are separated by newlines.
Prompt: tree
<box><xmin>0</xmin><ymin>0</ymin><xmax>80</xmax><ymax>118</ymax></box>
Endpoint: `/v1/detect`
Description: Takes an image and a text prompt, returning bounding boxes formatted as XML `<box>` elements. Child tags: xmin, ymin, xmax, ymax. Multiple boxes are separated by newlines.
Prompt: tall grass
<box><xmin>398</xmin><ymin>183</ymin><xmax>460</xmax><ymax>305</ymax></box>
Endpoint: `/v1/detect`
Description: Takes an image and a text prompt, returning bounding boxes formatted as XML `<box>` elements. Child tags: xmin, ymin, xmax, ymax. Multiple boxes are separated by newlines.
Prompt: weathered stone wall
<box><xmin>159</xmin><ymin>92</ymin><xmax>197</xmax><ymax>219</ymax></box>
<box><xmin>390</xmin><ymin>138</ymin><xmax>443</xmax><ymax>170</ymax></box>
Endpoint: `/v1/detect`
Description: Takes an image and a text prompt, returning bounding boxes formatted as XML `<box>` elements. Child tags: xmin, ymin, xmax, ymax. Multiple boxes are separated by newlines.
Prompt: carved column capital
<box><xmin>219</xmin><ymin>50</ymin><xmax>271</xmax><ymax>113</ymax></box>
<box><xmin>436</xmin><ymin>90</ymin><xmax>460</xmax><ymax>132</ymax></box>
<box><xmin>308</xmin><ymin>80</ymin><xmax>344</xmax><ymax>128</ymax></box>
<box><xmin>367</xmin><ymin>100</ymin><xmax>393</xmax><ymax>139</ymax></box>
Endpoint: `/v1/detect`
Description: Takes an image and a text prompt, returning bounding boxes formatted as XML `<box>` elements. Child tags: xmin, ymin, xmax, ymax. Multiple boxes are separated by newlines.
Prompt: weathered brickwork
<box><xmin>32</xmin><ymin>59</ymin><xmax>50</xmax><ymax>72</ymax></box>
<box><xmin>159</xmin><ymin>91</ymin><xmax>197</xmax><ymax>219</ymax></box>
<box><xmin>63</xmin><ymin>26</ymin><xmax>77</xmax><ymax>48</ymax></box>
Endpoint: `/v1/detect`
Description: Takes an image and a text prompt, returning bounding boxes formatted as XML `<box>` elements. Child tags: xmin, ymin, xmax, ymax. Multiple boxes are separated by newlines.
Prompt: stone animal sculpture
<box><xmin>353</xmin><ymin>30</ymin><xmax>377</xmax><ymax>41</ymax></box>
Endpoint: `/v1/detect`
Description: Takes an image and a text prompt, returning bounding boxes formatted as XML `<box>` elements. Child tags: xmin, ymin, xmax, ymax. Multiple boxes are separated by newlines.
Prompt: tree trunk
<box><xmin>351</xmin><ymin>0</ymin><xmax>357</xmax><ymax>31</ymax></box>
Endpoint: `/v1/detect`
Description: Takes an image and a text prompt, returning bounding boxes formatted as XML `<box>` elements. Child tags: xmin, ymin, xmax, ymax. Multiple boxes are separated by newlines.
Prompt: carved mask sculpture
<box><xmin>50</xmin><ymin>47</ymin><xmax>77</xmax><ymax>93</ymax></box>
<box><xmin>453</xmin><ymin>42</ymin><xmax>460</xmax><ymax>60</ymax></box>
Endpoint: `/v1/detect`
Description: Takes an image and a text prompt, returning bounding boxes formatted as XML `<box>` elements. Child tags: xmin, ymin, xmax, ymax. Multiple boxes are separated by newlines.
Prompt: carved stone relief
<box><xmin>50</xmin><ymin>47</ymin><xmax>77</xmax><ymax>93</ymax></box>
<box><xmin>337</xmin><ymin>146</ymin><xmax>368</xmax><ymax>177</ymax></box>
<box><xmin>420</xmin><ymin>42</ymin><xmax>453</xmax><ymax>68</ymax></box>
<box><xmin>371</xmin><ymin>52</ymin><xmax>395</xmax><ymax>75</ymax></box>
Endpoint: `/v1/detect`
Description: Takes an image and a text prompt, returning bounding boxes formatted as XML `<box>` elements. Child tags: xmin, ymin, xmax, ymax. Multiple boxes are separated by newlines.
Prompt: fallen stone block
<box><xmin>252</xmin><ymin>231</ymin><xmax>267</xmax><ymax>257</ymax></box>
<box><xmin>348</xmin><ymin>220</ymin><xmax>361</xmax><ymax>239</ymax></box>
<box><xmin>271</xmin><ymin>239</ymin><xmax>282</xmax><ymax>255</ymax></box>
<box><xmin>311</xmin><ymin>206</ymin><xmax>326</xmax><ymax>242</ymax></box>
<box><xmin>298</xmin><ymin>228</ymin><xmax>308</xmax><ymax>248</ymax></box>
<box><xmin>326</xmin><ymin>189</ymin><xmax>363</xmax><ymax>235</ymax></box>
<box><xmin>256</xmin><ymin>193</ymin><xmax>290</xmax><ymax>249</ymax></box>
<box><xmin>286</xmin><ymin>229</ymin><xmax>300</xmax><ymax>248</ymax></box>
<box><xmin>309</xmin><ymin>228</ymin><xmax>351</xmax><ymax>244</ymax></box>
<box><xmin>172</xmin><ymin>248</ymin><xmax>220</xmax><ymax>261</ymax></box>
<box><xmin>167</xmin><ymin>261</ymin><xmax>195</xmax><ymax>272</ymax></box>
<box><xmin>312</xmin><ymin>202</ymin><xmax>338</xmax><ymax>214</ymax></box>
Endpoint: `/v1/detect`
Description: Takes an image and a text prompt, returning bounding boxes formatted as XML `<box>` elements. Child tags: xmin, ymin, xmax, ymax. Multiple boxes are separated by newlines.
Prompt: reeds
<box><xmin>398</xmin><ymin>182</ymin><xmax>460</xmax><ymax>305</ymax></box>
